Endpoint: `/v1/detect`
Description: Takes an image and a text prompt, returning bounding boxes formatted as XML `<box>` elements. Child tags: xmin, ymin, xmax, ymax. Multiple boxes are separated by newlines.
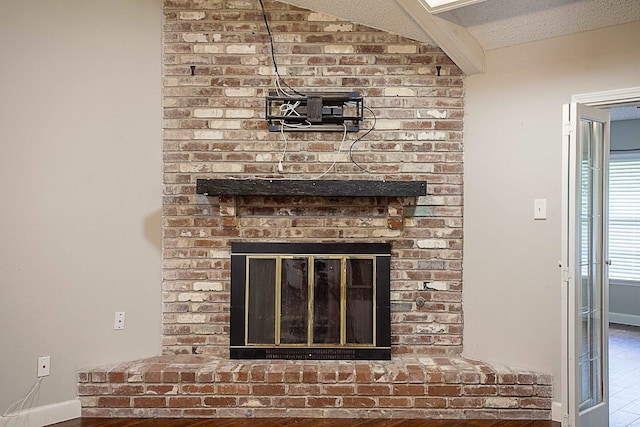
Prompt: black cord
<box><xmin>258</xmin><ymin>0</ymin><xmax>305</xmax><ymax>97</ymax></box>
<box><xmin>349</xmin><ymin>106</ymin><xmax>376</xmax><ymax>173</ymax></box>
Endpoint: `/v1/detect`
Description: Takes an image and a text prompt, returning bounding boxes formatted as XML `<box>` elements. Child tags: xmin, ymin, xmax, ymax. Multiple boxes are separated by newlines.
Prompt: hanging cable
<box><xmin>258</xmin><ymin>0</ymin><xmax>305</xmax><ymax>97</ymax></box>
<box><xmin>310</xmin><ymin>124</ymin><xmax>349</xmax><ymax>180</ymax></box>
<box><xmin>278</xmin><ymin>101</ymin><xmax>311</xmax><ymax>128</ymax></box>
<box><xmin>1</xmin><ymin>378</ymin><xmax>43</xmax><ymax>419</ymax></box>
<box><xmin>349</xmin><ymin>106</ymin><xmax>376</xmax><ymax>173</ymax></box>
<box><xmin>278</xmin><ymin>121</ymin><xmax>288</xmax><ymax>173</ymax></box>
<box><xmin>243</xmin><ymin>123</ymin><xmax>348</xmax><ymax>181</ymax></box>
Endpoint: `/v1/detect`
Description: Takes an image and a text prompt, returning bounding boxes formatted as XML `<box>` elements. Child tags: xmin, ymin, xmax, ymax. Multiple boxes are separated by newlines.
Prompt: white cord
<box><xmin>278</xmin><ymin>121</ymin><xmax>288</xmax><ymax>173</ymax></box>
<box><xmin>309</xmin><ymin>123</ymin><xmax>348</xmax><ymax>180</ymax></box>
<box><xmin>235</xmin><ymin>123</ymin><xmax>349</xmax><ymax>181</ymax></box>
<box><xmin>279</xmin><ymin>101</ymin><xmax>301</xmax><ymax>117</ymax></box>
<box><xmin>275</xmin><ymin>76</ymin><xmax>298</xmax><ymax>98</ymax></box>
<box><xmin>1</xmin><ymin>378</ymin><xmax>43</xmax><ymax>418</ymax></box>
<box><xmin>279</xmin><ymin>121</ymin><xmax>311</xmax><ymax>129</ymax></box>
<box><xmin>276</xmin><ymin>101</ymin><xmax>312</xmax><ymax>173</ymax></box>
<box><xmin>278</xmin><ymin>101</ymin><xmax>311</xmax><ymax>129</ymax></box>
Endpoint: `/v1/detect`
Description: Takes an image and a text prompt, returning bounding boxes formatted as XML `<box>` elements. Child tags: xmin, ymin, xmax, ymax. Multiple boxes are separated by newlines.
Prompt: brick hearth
<box><xmin>78</xmin><ymin>356</ymin><xmax>551</xmax><ymax>419</ymax></box>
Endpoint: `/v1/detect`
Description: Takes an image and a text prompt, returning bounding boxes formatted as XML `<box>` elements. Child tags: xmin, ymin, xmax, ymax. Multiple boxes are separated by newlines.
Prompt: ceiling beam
<box><xmin>396</xmin><ymin>0</ymin><xmax>485</xmax><ymax>75</ymax></box>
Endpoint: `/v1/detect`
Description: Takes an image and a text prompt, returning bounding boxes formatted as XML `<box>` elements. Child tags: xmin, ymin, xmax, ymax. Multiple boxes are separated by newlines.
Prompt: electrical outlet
<box><xmin>37</xmin><ymin>356</ymin><xmax>50</xmax><ymax>377</ymax></box>
<box><xmin>114</xmin><ymin>311</ymin><xmax>126</xmax><ymax>330</ymax></box>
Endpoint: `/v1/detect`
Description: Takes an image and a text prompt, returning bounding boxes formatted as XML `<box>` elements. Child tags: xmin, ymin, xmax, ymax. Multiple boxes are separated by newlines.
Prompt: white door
<box><xmin>561</xmin><ymin>103</ymin><xmax>610</xmax><ymax>427</ymax></box>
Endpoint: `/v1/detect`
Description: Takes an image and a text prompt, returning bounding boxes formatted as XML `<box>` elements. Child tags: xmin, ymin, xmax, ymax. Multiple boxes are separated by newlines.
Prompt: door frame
<box><xmin>562</xmin><ymin>87</ymin><xmax>640</xmax><ymax>426</ymax></box>
<box><xmin>572</xmin><ymin>87</ymin><xmax>640</xmax><ymax>106</ymax></box>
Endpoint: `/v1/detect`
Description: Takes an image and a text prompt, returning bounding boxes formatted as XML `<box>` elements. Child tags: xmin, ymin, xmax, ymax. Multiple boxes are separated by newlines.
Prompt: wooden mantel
<box><xmin>195</xmin><ymin>179</ymin><xmax>426</xmax><ymax>197</ymax></box>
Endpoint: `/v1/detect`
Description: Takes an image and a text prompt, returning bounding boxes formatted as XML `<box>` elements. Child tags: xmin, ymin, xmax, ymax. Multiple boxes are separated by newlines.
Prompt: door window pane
<box><xmin>577</xmin><ymin>118</ymin><xmax>604</xmax><ymax>411</ymax></box>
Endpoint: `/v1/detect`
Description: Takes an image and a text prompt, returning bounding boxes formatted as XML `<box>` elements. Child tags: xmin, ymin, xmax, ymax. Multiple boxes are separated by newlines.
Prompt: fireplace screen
<box><xmin>230</xmin><ymin>243</ymin><xmax>391</xmax><ymax>359</ymax></box>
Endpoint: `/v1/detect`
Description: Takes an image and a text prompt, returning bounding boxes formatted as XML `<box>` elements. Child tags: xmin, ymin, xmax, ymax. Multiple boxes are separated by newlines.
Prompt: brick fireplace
<box><xmin>77</xmin><ymin>0</ymin><xmax>552</xmax><ymax>419</ymax></box>
<box><xmin>159</xmin><ymin>0</ymin><xmax>466</xmax><ymax>359</ymax></box>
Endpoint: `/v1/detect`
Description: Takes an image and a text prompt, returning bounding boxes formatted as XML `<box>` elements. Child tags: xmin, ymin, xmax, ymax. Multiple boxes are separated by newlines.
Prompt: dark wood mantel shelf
<box><xmin>196</xmin><ymin>179</ymin><xmax>426</xmax><ymax>197</ymax></box>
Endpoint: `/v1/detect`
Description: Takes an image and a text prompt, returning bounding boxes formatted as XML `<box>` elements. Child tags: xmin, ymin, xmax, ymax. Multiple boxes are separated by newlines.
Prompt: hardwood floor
<box><xmin>49</xmin><ymin>418</ymin><xmax>560</xmax><ymax>427</ymax></box>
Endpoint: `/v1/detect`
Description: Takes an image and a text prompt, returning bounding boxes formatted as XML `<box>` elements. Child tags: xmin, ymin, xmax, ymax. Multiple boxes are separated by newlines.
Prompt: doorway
<box><xmin>606</xmin><ymin>103</ymin><xmax>640</xmax><ymax>427</ymax></box>
<box><xmin>562</xmin><ymin>88</ymin><xmax>640</xmax><ymax>427</ymax></box>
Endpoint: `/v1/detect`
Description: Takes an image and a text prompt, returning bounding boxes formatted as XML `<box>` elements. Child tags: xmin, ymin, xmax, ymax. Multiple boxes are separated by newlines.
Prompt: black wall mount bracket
<box><xmin>265</xmin><ymin>91</ymin><xmax>363</xmax><ymax>132</ymax></box>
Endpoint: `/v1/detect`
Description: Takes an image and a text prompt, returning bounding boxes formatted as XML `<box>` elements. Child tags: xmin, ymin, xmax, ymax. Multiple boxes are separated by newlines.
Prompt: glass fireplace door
<box><xmin>230</xmin><ymin>242</ymin><xmax>391</xmax><ymax>360</ymax></box>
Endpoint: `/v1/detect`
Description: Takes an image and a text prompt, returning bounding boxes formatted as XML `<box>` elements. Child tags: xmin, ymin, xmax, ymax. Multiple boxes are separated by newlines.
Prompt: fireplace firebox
<box><xmin>230</xmin><ymin>242</ymin><xmax>391</xmax><ymax>360</ymax></box>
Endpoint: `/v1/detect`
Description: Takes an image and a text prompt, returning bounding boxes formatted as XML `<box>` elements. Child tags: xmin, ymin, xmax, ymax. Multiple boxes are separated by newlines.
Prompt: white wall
<box><xmin>464</xmin><ymin>21</ymin><xmax>640</xmax><ymax>402</ymax></box>
<box><xmin>0</xmin><ymin>0</ymin><xmax>162</xmax><ymax>416</ymax></box>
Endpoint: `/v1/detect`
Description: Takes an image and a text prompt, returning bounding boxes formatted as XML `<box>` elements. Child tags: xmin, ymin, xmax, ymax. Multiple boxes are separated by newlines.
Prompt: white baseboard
<box><xmin>609</xmin><ymin>312</ymin><xmax>640</xmax><ymax>327</ymax></box>
<box><xmin>0</xmin><ymin>399</ymin><xmax>80</xmax><ymax>427</ymax></box>
<box><xmin>551</xmin><ymin>401</ymin><xmax>562</xmax><ymax>422</ymax></box>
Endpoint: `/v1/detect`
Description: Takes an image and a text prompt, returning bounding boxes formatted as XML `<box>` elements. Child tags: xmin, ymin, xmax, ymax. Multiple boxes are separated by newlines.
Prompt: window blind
<box><xmin>609</xmin><ymin>153</ymin><xmax>640</xmax><ymax>283</ymax></box>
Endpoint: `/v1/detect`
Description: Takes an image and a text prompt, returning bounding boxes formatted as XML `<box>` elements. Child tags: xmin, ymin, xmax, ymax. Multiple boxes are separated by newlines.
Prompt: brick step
<box><xmin>78</xmin><ymin>355</ymin><xmax>552</xmax><ymax>419</ymax></box>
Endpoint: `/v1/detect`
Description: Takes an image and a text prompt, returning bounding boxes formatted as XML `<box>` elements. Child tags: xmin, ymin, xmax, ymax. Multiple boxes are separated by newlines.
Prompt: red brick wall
<box><xmin>162</xmin><ymin>0</ymin><xmax>464</xmax><ymax>358</ymax></box>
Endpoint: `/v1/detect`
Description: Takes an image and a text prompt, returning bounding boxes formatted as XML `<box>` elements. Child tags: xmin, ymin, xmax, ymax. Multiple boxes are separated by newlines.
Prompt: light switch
<box><xmin>534</xmin><ymin>199</ymin><xmax>547</xmax><ymax>220</ymax></box>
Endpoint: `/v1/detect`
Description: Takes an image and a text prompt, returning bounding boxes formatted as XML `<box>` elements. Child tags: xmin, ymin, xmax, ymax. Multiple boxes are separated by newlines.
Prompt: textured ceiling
<box><xmin>448</xmin><ymin>0</ymin><xmax>640</xmax><ymax>50</ymax></box>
